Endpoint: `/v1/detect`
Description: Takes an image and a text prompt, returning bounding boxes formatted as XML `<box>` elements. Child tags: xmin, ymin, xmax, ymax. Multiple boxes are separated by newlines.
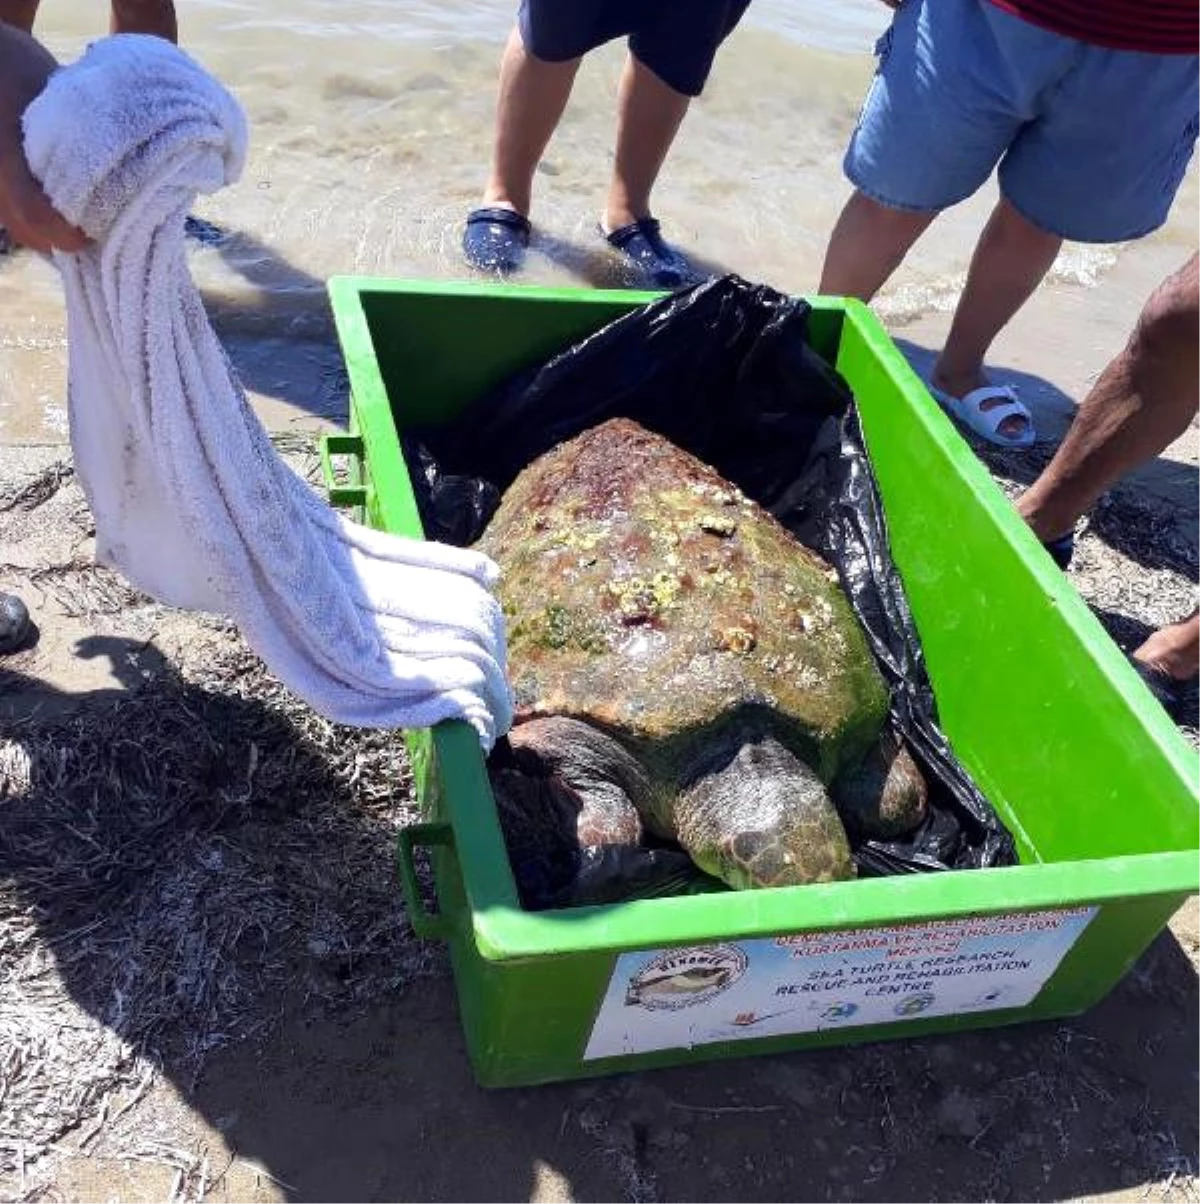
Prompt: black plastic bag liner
<box><xmin>404</xmin><ymin>275</ymin><xmax>1017</xmax><ymax>909</ymax></box>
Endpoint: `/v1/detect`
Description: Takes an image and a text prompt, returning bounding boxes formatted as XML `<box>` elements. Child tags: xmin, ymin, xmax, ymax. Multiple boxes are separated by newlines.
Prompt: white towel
<box><xmin>22</xmin><ymin>35</ymin><xmax>513</xmax><ymax>750</ymax></box>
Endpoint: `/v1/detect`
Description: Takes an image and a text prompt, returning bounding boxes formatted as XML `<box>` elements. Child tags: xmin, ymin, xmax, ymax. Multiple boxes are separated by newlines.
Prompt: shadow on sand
<box><xmin>1</xmin><ymin>632</ymin><xmax>1194</xmax><ymax>1203</ymax></box>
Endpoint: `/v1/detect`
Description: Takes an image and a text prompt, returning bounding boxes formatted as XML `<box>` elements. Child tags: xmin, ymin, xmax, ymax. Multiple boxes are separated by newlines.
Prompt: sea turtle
<box><xmin>478</xmin><ymin>418</ymin><xmax>927</xmax><ymax>892</ymax></box>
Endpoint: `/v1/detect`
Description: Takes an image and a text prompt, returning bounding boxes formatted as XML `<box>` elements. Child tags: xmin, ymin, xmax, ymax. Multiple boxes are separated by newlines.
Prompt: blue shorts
<box><xmin>845</xmin><ymin>0</ymin><xmax>1200</xmax><ymax>242</ymax></box>
<box><xmin>517</xmin><ymin>0</ymin><xmax>751</xmax><ymax>98</ymax></box>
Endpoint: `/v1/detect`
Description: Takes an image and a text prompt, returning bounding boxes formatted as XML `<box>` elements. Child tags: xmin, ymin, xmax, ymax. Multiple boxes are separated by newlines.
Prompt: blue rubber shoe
<box><xmin>0</xmin><ymin>591</ymin><xmax>31</xmax><ymax>654</ymax></box>
<box><xmin>462</xmin><ymin>207</ymin><xmax>531</xmax><ymax>275</ymax></box>
<box><xmin>184</xmin><ymin>215</ymin><xmax>227</xmax><ymax>245</ymax></box>
<box><xmin>603</xmin><ymin>218</ymin><xmax>699</xmax><ymax>290</ymax></box>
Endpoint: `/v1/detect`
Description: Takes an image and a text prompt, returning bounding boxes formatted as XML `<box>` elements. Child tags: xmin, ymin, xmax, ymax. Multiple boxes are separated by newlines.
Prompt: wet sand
<box><xmin>0</xmin><ymin>0</ymin><xmax>1196</xmax><ymax>471</ymax></box>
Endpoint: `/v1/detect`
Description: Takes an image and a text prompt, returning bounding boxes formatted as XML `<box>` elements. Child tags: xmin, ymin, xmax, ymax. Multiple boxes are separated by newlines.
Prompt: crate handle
<box><xmin>319</xmin><ymin>433</ymin><xmax>368</xmax><ymax>508</ymax></box>
<box><xmin>397</xmin><ymin>822</ymin><xmax>455</xmax><ymax>940</ymax></box>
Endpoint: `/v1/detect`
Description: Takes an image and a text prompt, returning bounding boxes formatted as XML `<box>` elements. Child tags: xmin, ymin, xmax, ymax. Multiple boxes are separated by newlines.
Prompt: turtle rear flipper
<box><xmin>676</xmin><ymin>735</ymin><xmax>854</xmax><ymax>889</ymax></box>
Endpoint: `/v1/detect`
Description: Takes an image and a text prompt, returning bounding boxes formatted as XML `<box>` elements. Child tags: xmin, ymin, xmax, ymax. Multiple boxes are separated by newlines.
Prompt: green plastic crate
<box><xmin>325</xmin><ymin>276</ymin><xmax>1198</xmax><ymax>1089</ymax></box>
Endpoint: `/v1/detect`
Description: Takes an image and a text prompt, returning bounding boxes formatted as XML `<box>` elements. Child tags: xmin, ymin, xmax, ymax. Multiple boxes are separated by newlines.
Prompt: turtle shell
<box><xmin>476</xmin><ymin>418</ymin><xmax>890</xmax><ymax>837</ymax></box>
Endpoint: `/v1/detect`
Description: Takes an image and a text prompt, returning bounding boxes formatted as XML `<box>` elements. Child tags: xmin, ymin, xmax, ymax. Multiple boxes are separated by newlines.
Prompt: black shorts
<box><xmin>517</xmin><ymin>0</ymin><xmax>752</xmax><ymax>97</ymax></box>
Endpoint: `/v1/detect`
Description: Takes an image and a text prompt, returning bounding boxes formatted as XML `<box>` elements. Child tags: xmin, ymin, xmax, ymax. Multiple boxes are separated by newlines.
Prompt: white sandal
<box><xmin>930</xmin><ymin>383</ymin><xmax>1036</xmax><ymax>449</ymax></box>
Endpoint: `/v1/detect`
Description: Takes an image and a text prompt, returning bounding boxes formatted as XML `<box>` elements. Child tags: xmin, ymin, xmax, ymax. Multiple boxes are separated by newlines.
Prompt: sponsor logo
<box><xmin>624</xmin><ymin>945</ymin><xmax>748</xmax><ymax>1011</ymax></box>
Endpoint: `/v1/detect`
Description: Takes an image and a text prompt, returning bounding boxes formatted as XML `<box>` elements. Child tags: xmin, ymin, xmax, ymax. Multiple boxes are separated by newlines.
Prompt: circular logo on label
<box><xmin>624</xmin><ymin>944</ymin><xmax>748</xmax><ymax>1011</ymax></box>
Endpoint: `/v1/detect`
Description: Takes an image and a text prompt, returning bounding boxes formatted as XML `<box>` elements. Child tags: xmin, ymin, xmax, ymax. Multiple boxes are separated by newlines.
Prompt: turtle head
<box><xmin>675</xmin><ymin>734</ymin><xmax>855</xmax><ymax>889</ymax></box>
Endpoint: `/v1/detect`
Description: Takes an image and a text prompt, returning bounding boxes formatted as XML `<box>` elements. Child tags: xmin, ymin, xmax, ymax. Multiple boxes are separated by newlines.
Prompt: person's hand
<box><xmin>0</xmin><ymin>25</ymin><xmax>89</xmax><ymax>254</ymax></box>
<box><xmin>0</xmin><ymin>153</ymin><xmax>90</xmax><ymax>254</ymax></box>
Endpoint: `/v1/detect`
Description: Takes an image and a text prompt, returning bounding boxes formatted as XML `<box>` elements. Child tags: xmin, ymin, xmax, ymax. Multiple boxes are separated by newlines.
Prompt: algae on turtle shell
<box><xmin>478</xmin><ymin>418</ymin><xmax>927</xmax><ymax>895</ymax></box>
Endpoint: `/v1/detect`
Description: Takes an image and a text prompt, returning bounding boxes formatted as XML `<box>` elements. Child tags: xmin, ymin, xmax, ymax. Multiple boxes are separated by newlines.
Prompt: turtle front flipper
<box><xmin>507</xmin><ymin>717</ymin><xmax>650</xmax><ymax>846</ymax></box>
<box><xmin>675</xmin><ymin>735</ymin><xmax>855</xmax><ymax>889</ymax></box>
<box><xmin>832</xmin><ymin>729</ymin><xmax>928</xmax><ymax>841</ymax></box>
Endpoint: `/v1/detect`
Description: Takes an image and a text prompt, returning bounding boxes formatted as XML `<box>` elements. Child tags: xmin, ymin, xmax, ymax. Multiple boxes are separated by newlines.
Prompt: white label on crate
<box><xmin>583</xmin><ymin>907</ymin><xmax>1097</xmax><ymax>1060</ymax></box>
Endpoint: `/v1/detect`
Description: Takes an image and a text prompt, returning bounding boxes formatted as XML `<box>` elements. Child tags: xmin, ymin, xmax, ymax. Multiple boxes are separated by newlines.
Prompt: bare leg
<box><xmin>1018</xmin><ymin>255</ymin><xmax>1199</xmax><ymax>541</ymax></box>
<box><xmin>481</xmin><ymin>27</ymin><xmax>580</xmax><ymax>218</ymax></box>
<box><xmin>1018</xmin><ymin>253</ymin><xmax>1200</xmax><ymax>682</ymax></box>
<box><xmin>931</xmin><ymin>199</ymin><xmax>1061</xmax><ymax>437</ymax></box>
<box><xmin>603</xmin><ymin>54</ymin><xmax>690</xmax><ymax>231</ymax></box>
<box><xmin>110</xmin><ymin>0</ymin><xmax>176</xmax><ymax>40</ymax></box>
<box><xmin>818</xmin><ymin>189</ymin><xmax>936</xmax><ymax>301</ymax></box>
<box><xmin>0</xmin><ymin>0</ymin><xmax>37</xmax><ymax>32</ymax></box>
